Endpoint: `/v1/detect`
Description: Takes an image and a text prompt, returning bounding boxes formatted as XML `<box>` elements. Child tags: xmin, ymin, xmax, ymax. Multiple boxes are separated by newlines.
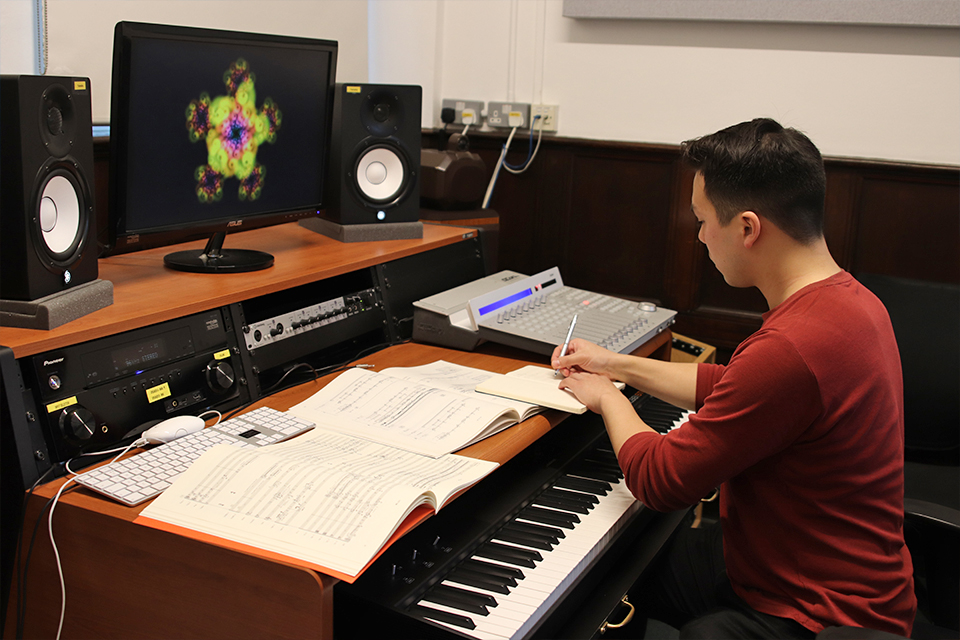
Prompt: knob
<box><xmin>59</xmin><ymin>406</ymin><xmax>96</xmax><ymax>441</ymax></box>
<box><xmin>205</xmin><ymin>360</ymin><xmax>235</xmax><ymax>392</ymax></box>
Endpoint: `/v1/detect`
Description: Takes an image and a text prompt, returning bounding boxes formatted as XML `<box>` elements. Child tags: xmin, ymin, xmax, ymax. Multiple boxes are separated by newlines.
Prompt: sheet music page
<box><xmin>380</xmin><ymin>360</ymin><xmax>541</xmax><ymax>419</ymax></box>
<box><xmin>140</xmin><ymin>428</ymin><xmax>498</xmax><ymax>578</ymax></box>
<box><xmin>287</xmin><ymin>367</ymin><xmax>521</xmax><ymax>457</ymax></box>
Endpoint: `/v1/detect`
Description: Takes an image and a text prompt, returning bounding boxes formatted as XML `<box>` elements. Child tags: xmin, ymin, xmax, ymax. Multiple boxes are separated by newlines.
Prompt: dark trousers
<box><xmin>628</xmin><ymin>519</ymin><xmax>816</xmax><ymax>639</ymax></box>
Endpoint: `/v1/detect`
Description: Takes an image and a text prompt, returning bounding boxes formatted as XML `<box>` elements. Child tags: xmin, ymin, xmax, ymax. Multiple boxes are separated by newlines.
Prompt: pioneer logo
<box><xmin>43</xmin><ymin>358</ymin><xmax>65</xmax><ymax>366</ymax></box>
<box><xmin>227</xmin><ymin>220</ymin><xmax>243</xmax><ymax>228</ymax></box>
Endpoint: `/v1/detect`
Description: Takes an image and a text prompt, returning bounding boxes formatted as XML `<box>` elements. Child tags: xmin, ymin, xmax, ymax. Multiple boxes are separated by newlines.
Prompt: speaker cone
<box><xmin>32</xmin><ymin>161</ymin><xmax>89</xmax><ymax>266</ymax></box>
<box><xmin>354</xmin><ymin>145</ymin><xmax>409</xmax><ymax>204</ymax></box>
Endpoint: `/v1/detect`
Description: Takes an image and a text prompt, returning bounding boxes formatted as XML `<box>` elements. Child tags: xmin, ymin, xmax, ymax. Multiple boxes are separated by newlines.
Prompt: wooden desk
<box><xmin>4</xmin><ymin>334</ymin><xmax>671</xmax><ymax>640</ymax></box>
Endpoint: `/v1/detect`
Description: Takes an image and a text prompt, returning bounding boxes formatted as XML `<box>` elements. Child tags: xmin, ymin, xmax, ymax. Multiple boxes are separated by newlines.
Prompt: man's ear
<box><xmin>740</xmin><ymin>211</ymin><xmax>761</xmax><ymax>248</ymax></box>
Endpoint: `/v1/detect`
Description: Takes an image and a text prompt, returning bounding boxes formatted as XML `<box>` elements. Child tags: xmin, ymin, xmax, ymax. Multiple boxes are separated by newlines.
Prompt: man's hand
<box><xmin>551</xmin><ymin>338</ymin><xmax>617</xmax><ymax>378</ymax></box>
<box><xmin>557</xmin><ymin>370</ymin><xmax>622</xmax><ymax>414</ymax></box>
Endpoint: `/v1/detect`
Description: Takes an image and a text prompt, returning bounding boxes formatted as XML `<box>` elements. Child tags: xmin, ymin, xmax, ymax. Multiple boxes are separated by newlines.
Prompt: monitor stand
<box><xmin>163</xmin><ymin>231</ymin><xmax>274</xmax><ymax>273</ymax></box>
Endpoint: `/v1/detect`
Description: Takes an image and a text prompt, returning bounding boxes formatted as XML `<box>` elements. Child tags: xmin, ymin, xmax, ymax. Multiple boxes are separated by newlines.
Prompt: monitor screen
<box><xmin>107</xmin><ymin>22</ymin><xmax>337</xmax><ymax>272</ymax></box>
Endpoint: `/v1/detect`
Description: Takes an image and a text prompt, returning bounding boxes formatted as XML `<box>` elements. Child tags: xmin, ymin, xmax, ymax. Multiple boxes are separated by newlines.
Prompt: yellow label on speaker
<box><xmin>46</xmin><ymin>397</ymin><xmax>78</xmax><ymax>413</ymax></box>
<box><xmin>214</xmin><ymin>349</ymin><xmax>231</xmax><ymax>361</ymax></box>
<box><xmin>346</xmin><ymin>85</ymin><xmax>362</xmax><ymax>93</ymax></box>
<box><xmin>74</xmin><ymin>80</ymin><xmax>87</xmax><ymax>91</ymax></box>
<box><xmin>146</xmin><ymin>383</ymin><xmax>171</xmax><ymax>404</ymax></box>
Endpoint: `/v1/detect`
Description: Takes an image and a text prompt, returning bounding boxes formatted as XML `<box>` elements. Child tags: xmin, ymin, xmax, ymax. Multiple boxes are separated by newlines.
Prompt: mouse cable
<box><xmin>14</xmin><ymin>462</ymin><xmax>62</xmax><ymax>639</ymax></box>
<box><xmin>47</xmin><ymin>439</ymin><xmax>142</xmax><ymax>640</ymax></box>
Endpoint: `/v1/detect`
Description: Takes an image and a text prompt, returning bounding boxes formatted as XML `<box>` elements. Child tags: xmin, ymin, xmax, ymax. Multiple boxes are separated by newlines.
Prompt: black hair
<box><xmin>680</xmin><ymin>118</ymin><xmax>826</xmax><ymax>243</ymax></box>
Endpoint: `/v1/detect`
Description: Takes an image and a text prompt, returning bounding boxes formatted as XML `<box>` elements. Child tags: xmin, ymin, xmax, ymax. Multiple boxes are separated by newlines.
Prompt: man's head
<box><xmin>680</xmin><ymin>118</ymin><xmax>826</xmax><ymax>244</ymax></box>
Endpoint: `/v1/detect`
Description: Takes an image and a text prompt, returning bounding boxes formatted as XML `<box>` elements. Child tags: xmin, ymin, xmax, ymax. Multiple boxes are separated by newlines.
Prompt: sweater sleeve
<box><xmin>617</xmin><ymin>330</ymin><xmax>822</xmax><ymax>511</ymax></box>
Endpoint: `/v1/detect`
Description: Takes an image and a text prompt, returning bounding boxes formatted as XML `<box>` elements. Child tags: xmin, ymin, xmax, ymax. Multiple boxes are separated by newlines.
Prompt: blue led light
<box><xmin>478</xmin><ymin>288</ymin><xmax>533</xmax><ymax>316</ymax></box>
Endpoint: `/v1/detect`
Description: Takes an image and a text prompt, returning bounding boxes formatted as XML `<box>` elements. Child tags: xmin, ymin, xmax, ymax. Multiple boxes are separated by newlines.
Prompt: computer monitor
<box><xmin>107</xmin><ymin>22</ymin><xmax>337</xmax><ymax>272</ymax></box>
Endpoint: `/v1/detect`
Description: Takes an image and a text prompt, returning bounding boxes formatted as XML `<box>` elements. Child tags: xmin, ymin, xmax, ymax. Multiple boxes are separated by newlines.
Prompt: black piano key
<box><xmin>447</xmin><ymin>567</ymin><xmax>513</xmax><ymax>594</ymax></box>
<box><xmin>571</xmin><ymin>461</ymin><xmax>622</xmax><ymax>483</ymax></box>
<box><xmin>475</xmin><ymin>541</ymin><xmax>542</xmax><ymax>568</ymax></box>
<box><xmin>534</xmin><ymin>494</ymin><xmax>591</xmax><ymax>514</ymax></box>
<box><xmin>504</xmin><ymin>520</ymin><xmax>565</xmax><ymax>540</ymax></box>
<box><xmin>411</xmin><ymin>604</ymin><xmax>476</xmax><ymax>630</ymax></box>
<box><xmin>421</xmin><ymin>584</ymin><xmax>496</xmax><ymax>615</ymax></box>
<box><xmin>543</xmin><ymin>487</ymin><xmax>599</xmax><ymax>506</ymax></box>
<box><xmin>518</xmin><ymin>505</ymin><xmax>579</xmax><ymax>529</ymax></box>
<box><xmin>461</xmin><ymin>558</ymin><xmax>525</xmax><ymax>582</ymax></box>
<box><xmin>494</xmin><ymin>527</ymin><xmax>556</xmax><ymax>550</ymax></box>
<box><xmin>553</xmin><ymin>475</ymin><xmax>611</xmax><ymax>495</ymax></box>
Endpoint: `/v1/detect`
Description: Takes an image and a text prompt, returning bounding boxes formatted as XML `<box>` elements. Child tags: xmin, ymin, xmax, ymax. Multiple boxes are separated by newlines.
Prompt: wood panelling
<box><xmin>442</xmin><ymin>133</ymin><xmax>959</xmax><ymax>362</ymax></box>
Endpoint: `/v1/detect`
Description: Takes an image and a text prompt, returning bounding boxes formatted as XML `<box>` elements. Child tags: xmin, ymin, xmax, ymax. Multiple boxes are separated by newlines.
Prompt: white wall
<box><xmin>0</xmin><ymin>0</ymin><xmax>369</xmax><ymax>124</ymax></box>
<box><xmin>3</xmin><ymin>0</ymin><xmax>958</xmax><ymax>165</ymax></box>
<box><xmin>371</xmin><ymin>0</ymin><xmax>960</xmax><ymax>166</ymax></box>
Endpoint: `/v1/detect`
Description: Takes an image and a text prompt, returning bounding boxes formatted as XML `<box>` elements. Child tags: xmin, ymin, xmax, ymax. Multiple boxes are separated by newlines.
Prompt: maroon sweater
<box><xmin>618</xmin><ymin>271</ymin><xmax>916</xmax><ymax>635</ymax></box>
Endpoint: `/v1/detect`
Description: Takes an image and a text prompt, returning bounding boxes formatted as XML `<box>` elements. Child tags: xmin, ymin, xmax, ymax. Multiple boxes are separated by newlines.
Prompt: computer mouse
<box><xmin>142</xmin><ymin>414</ymin><xmax>205</xmax><ymax>444</ymax></box>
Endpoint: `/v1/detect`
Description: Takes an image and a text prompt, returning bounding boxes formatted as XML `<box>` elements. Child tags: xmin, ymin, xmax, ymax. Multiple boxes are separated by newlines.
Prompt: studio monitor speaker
<box><xmin>325</xmin><ymin>83</ymin><xmax>421</xmax><ymax>225</ymax></box>
<box><xmin>1</xmin><ymin>75</ymin><xmax>98</xmax><ymax>301</ymax></box>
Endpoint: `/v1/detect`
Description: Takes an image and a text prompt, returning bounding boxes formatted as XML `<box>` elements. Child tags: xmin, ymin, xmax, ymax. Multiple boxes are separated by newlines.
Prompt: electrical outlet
<box><xmin>531</xmin><ymin>104</ymin><xmax>559</xmax><ymax>132</ymax></box>
<box><xmin>487</xmin><ymin>102</ymin><xmax>531</xmax><ymax>129</ymax></box>
<box><xmin>441</xmin><ymin>99</ymin><xmax>484</xmax><ymax>126</ymax></box>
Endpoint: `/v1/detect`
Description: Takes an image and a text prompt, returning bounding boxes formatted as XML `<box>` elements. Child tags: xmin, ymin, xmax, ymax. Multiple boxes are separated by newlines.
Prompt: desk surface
<box><xmin>0</xmin><ymin>221</ymin><xmax>476</xmax><ymax>359</ymax></box>
<box><xmin>6</xmin><ymin>336</ymin><xmax>670</xmax><ymax>639</ymax></box>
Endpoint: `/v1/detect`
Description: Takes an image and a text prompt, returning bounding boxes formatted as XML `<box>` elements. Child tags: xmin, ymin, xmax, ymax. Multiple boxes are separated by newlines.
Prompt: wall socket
<box><xmin>531</xmin><ymin>104</ymin><xmax>559</xmax><ymax>132</ymax></box>
<box><xmin>441</xmin><ymin>98</ymin><xmax>484</xmax><ymax>126</ymax></box>
<box><xmin>487</xmin><ymin>102</ymin><xmax>531</xmax><ymax>128</ymax></box>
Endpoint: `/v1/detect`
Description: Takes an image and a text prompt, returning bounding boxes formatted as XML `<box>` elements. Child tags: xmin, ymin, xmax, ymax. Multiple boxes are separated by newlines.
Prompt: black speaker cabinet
<box><xmin>325</xmin><ymin>83</ymin><xmax>421</xmax><ymax>225</ymax></box>
<box><xmin>0</xmin><ymin>75</ymin><xmax>98</xmax><ymax>301</ymax></box>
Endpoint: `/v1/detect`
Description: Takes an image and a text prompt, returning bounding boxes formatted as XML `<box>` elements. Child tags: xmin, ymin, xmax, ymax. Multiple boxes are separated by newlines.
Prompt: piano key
<box><xmin>460</xmin><ymin>558</ymin><xmax>524</xmax><ymax>582</ymax></box>
<box><xmin>448</xmin><ymin>567</ymin><xmax>513</xmax><ymax>594</ymax></box>
<box><xmin>493</xmin><ymin>528</ymin><xmax>555</xmax><ymax>551</ymax></box>
<box><xmin>542</xmin><ymin>487</ymin><xmax>599</xmax><ymax>506</ymax></box>
<box><xmin>411</xmin><ymin>604</ymin><xmax>477</xmax><ymax>631</ymax></box>
<box><xmin>503</xmin><ymin>520</ymin><xmax>565</xmax><ymax>541</ymax></box>
<box><xmin>553</xmin><ymin>475</ymin><xmax>611</xmax><ymax>495</ymax></box>
<box><xmin>474</xmin><ymin>541</ymin><xmax>541</xmax><ymax>568</ymax></box>
<box><xmin>517</xmin><ymin>505</ymin><xmax>579</xmax><ymax>529</ymax></box>
<box><xmin>421</xmin><ymin>584</ymin><xmax>497</xmax><ymax>615</ymax></box>
<box><xmin>532</xmin><ymin>494</ymin><xmax>591</xmax><ymax>514</ymax></box>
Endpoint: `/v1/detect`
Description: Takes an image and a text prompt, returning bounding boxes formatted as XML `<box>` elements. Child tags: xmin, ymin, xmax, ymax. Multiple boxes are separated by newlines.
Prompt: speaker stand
<box><xmin>299</xmin><ymin>216</ymin><xmax>423</xmax><ymax>243</ymax></box>
<box><xmin>0</xmin><ymin>279</ymin><xmax>114</xmax><ymax>330</ymax></box>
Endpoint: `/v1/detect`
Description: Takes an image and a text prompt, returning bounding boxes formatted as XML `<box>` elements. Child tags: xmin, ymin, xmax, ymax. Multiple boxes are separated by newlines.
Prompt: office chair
<box><xmin>816</xmin><ymin>274</ymin><xmax>960</xmax><ymax>639</ymax></box>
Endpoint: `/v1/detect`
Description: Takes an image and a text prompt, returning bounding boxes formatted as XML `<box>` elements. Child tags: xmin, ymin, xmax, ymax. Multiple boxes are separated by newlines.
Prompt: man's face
<box><xmin>692</xmin><ymin>172</ymin><xmax>749</xmax><ymax>288</ymax></box>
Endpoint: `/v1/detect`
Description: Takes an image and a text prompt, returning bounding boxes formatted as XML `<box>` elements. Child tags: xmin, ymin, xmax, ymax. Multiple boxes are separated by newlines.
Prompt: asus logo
<box><xmin>227</xmin><ymin>220</ymin><xmax>243</xmax><ymax>228</ymax></box>
<box><xmin>43</xmin><ymin>358</ymin><xmax>65</xmax><ymax>366</ymax></box>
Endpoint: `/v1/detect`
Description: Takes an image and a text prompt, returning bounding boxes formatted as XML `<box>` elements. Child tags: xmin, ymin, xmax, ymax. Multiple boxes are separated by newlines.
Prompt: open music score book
<box><xmin>286</xmin><ymin>362</ymin><xmax>545</xmax><ymax>458</ymax></box>
<box><xmin>137</xmin><ymin>428</ymin><xmax>498</xmax><ymax>582</ymax></box>
<box><xmin>476</xmin><ymin>364</ymin><xmax>626</xmax><ymax>414</ymax></box>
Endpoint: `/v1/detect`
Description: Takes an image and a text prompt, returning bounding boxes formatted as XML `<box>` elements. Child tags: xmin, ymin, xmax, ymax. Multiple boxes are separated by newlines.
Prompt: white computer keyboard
<box><xmin>75</xmin><ymin>406</ymin><xmax>315</xmax><ymax>506</ymax></box>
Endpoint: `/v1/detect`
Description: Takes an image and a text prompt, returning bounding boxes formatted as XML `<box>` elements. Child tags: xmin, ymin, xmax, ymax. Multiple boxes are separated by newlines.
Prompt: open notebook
<box><xmin>475</xmin><ymin>365</ymin><xmax>625</xmax><ymax>414</ymax></box>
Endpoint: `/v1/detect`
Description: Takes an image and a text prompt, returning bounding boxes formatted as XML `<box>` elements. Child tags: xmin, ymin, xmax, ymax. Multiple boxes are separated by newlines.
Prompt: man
<box><xmin>553</xmin><ymin>118</ymin><xmax>916</xmax><ymax>638</ymax></box>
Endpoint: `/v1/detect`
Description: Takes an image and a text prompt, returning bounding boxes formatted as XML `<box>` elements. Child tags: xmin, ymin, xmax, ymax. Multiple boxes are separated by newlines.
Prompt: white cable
<box><xmin>503</xmin><ymin>116</ymin><xmax>544</xmax><ymax>175</ymax></box>
<box><xmin>49</xmin><ymin>438</ymin><xmax>142</xmax><ymax>640</ymax></box>
<box><xmin>482</xmin><ymin>127</ymin><xmax>518</xmax><ymax>209</ymax></box>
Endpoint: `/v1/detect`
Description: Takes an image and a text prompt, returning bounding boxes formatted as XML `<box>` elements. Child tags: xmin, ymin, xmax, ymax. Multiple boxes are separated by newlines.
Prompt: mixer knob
<box><xmin>59</xmin><ymin>406</ymin><xmax>97</xmax><ymax>441</ymax></box>
<box><xmin>205</xmin><ymin>360</ymin><xmax>236</xmax><ymax>392</ymax></box>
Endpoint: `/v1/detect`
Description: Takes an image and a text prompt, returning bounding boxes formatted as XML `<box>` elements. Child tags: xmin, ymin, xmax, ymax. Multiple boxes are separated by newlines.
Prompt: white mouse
<box><xmin>142</xmin><ymin>415</ymin><xmax>205</xmax><ymax>444</ymax></box>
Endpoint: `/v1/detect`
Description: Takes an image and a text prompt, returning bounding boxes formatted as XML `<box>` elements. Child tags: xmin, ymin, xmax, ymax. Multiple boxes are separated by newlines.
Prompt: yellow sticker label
<box><xmin>146</xmin><ymin>383</ymin><xmax>171</xmax><ymax>404</ymax></box>
<box><xmin>74</xmin><ymin>80</ymin><xmax>87</xmax><ymax>91</ymax></box>
<box><xmin>46</xmin><ymin>397</ymin><xmax>78</xmax><ymax>413</ymax></box>
<box><xmin>346</xmin><ymin>85</ymin><xmax>362</xmax><ymax>93</ymax></box>
<box><xmin>214</xmin><ymin>349</ymin><xmax>231</xmax><ymax>361</ymax></box>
